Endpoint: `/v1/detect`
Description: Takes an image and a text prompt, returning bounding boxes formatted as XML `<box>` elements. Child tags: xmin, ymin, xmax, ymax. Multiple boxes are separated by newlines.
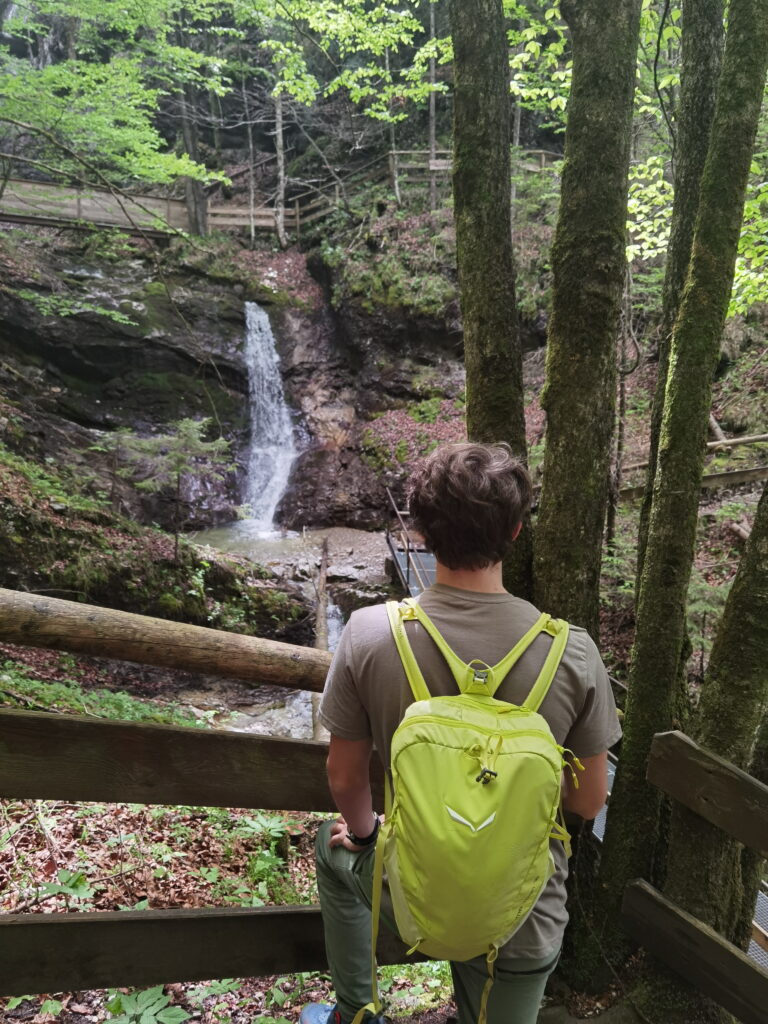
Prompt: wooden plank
<box><xmin>0</xmin><ymin>906</ymin><xmax>421</xmax><ymax>996</ymax></box>
<box><xmin>0</xmin><ymin>212</ymin><xmax>170</xmax><ymax>238</ymax></box>
<box><xmin>753</xmin><ymin>922</ymin><xmax>768</xmax><ymax>955</ymax></box>
<box><xmin>299</xmin><ymin>196</ymin><xmax>332</xmax><ymax>214</ymax></box>
<box><xmin>207</xmin><ymin>213</ymin><xmax>277</xmax><ymax>228</ymax></box>
<box><xmin>621</xmin><ymin>464</ymin><xmax>768</xmax><ymax>500</ymax></box>
<box><xmin>0</xmin><ymin>709</ymin><xmax>385</xmax><ymax>810</ymax></box>
<box><xmin>299</xmin><ymin>206</ymin><xmax>333</xmax><ymax>226</ymax></box>
<box><xmin>622</xmin><ymin>881</ymin><xmax>768</xmax><ymax>1024</ymax></box>
<box><xmin>647</xmin><ymin>731</ymin><xmax>768</xmax><ymax>856</ymax></box>
<box><xmin>0</xmin><ymin>589</ymin><xmax>330</xmax><ymax>693</ymax></box>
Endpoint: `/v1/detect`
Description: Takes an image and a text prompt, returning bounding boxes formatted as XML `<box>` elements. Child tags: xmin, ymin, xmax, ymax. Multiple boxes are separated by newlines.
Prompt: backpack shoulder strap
<box><xmin>389</xmin><ymin>598</ymin><xmax>569</xmax><ymax>706</ymax></box>
<box><xmin>399</xmin><ymin>597</ymin><xmax>481</xmax><ymax>693</ymax></box>
<box><xmin>399</xmin><ymin>599</ymin><xmax>557</xmax><ymax>698</ymax></box>
<box><xmin>481</xmin><ymin>611</ymin><xmax>559</xmax><ymax>697</ymax></box>
<box><xmin>386</xmin><ymin>600</ymin><xmax>432</xmax><ymax>702</ymax></box>
<box><xmin>522</xmin><ymin>617</ymin><xmax>570</xmax><ymax>711</ymax></box>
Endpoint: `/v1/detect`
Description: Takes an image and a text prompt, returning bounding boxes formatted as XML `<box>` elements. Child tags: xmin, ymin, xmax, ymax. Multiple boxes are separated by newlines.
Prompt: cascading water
<box><xmin>243</xmin><ymin>302</ymin><xmax>296</xmax><ymax>532</ymax></box>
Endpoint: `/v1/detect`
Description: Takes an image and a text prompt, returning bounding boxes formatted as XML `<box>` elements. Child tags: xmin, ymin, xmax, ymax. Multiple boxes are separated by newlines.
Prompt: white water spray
<box><xmin>243</xmin><ymin>302</ymin><xmax>296</xmax><ymax>531</ymax></box>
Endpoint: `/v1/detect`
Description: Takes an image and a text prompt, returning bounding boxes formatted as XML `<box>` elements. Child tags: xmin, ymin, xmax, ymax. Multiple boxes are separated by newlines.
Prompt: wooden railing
<box><xmin>0</xmin><ymin>178</ymin><xmax>330</xmax><ymax>237</ymax></box>
<box><xmin>0</xmin><ymin>147</ymin><xmax>562</xmax><ymax>238</ymax></box>
<box><xmin>0</xmin><ymin>178</ymin><xmax>191</xmax><ymax>235</ymax></box>
<box><xmin>388</xmin><ymin>147</ymin><xmax>561</xmax><ymax>181</ymax></box>
<box><xmin>8</xmin><ymin>591</ymin><xmax>762</xmax><ymax>1013</ymax></box>
<box><xmin>622</xmin><ymin>731</ymin><xmax>768</xmax><ymax>1024</ymax></box>
<box><xmin>0</xmin><ymin>589</ymin><xmax>409</xmax><ymax>998</ymax></box>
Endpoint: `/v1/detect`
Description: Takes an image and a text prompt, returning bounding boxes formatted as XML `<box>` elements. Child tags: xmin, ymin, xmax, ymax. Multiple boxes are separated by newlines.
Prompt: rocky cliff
<box><xmin>0</xmin><ymin>226</ymin><xmax>467</xmax><ymax>533</ymax></box>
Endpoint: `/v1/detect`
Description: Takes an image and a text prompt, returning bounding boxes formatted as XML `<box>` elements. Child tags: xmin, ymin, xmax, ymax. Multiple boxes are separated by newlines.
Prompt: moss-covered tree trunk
<box><xmin>597</xmin><ymin>0</ymin><xmax>768</xmax><ymax>960</ymax></box>
<box><xmin>636</xmin><ymin>484</ymin><xmax>768</xmax><ymax>1023</ymax></box>
<box><xmin>636</xmin><ymin>0</ymin><xmax>724</xmax><ymax>588</ymax></box>
<box><xmin>533</xmin><ymin>0</ymin><xmax>642</xmax><ymax>636</ymax></box>
<box><xmin>448</xmin><ymin>0</ymin><xmax>532</xmax><ymax>598</ymax></box>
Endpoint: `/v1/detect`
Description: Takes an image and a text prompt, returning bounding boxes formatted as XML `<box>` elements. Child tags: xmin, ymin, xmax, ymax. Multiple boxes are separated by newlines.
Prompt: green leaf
<box><xmin>7</xmin><ymin>996</ymin><xmax>34</xmax><ymax>1010</ymax></box>
<box><xmin>156</xmin><ymin>1007</ymin><xmax>192</xmax><ymax>1024</ymax></box>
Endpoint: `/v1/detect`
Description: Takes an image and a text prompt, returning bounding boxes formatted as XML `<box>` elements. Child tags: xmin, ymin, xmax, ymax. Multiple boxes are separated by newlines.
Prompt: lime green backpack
<box><xmin>363</xmin><ymin>598</ymin><xmax>581</xmax><ymax>1024</ymax></box>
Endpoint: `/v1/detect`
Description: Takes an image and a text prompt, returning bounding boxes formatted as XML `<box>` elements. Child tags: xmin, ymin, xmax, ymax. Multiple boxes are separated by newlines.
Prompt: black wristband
<box><xmin>346</xmin><ymin>813</ymin><xmax>380</xmax><ymax>847</ymax></box>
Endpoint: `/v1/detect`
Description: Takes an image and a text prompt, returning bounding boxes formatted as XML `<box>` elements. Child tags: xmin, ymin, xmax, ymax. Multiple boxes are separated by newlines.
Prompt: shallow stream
<box><xmin>185</xmin><ymin>521</ymin><xmax>392</xmax><ymax>739</ymax></box>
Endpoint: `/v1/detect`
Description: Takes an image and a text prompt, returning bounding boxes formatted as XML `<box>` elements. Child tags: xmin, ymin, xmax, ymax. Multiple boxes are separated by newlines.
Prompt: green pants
<box><xmin>315</xmin><ymin>821</ymin><xmax>559</xmax><ymax>1024</ymax></box>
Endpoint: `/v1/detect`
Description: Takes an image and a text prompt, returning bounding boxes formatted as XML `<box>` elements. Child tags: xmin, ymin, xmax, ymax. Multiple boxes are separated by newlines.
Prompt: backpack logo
<box><xmin>445</xmin><ymin>805</ymin><xmax>496</xmax><ymax>832</ymax></box>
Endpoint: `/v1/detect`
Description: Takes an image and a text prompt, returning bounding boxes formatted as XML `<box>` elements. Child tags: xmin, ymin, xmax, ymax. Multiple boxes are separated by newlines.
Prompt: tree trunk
<box><xmin>533</xmin><ymin>0</ymin><xmax>642</xmax><ymax>637</ymax></box>
<box><xmin>606</xmin><ymin>279</ymin><xmax>632</xmax><ymax>553</ymax></box>
<box><xmin>241</xmin><ymin>73</ymin><xmax>256</xmax><ymax>249</ymax></box>
<box><xmin>179</xmin><ymin>83</ymin><xmax>207</xmax><ymax>236</ymax></box>
<box><xmin>510</xmin><ymin>100</ymin><xmax>522</xmax><ymax>240</ymax></box>
<box><xmin>735</xmin><ymin>714</ymin><xmax>767</xmax><ymax>949</ymax></box>
<box><xmin>636</xmin><ymin>0</ymin><xmax>724</xmax><ymax>589</ymax></box>
<box><xmin>428</xmin><ymin>0</ymin><xmax>438</xmax><ymax>211</ymax></box>
<box><xmin>385</xmin><ymin>49</ymin><xmax>402</xmax><ymax>205</ymax></box>
<box><xmin>641</xmin><ymin>485</ymin><xmax>768</xmax><ymax>1021</ymax></box>
<box><xmin>274</xmin><ymin>90</ymin><xmax>288</xmax><ymax>250</ymax></box>
<box><xmin>447</xmin><ymin>0</ymin><xmax>532</xmax><ymax>599</ymax></box>
<box><xmin>597</xmin><ymin>0</ymin><xmax>768</xmax><ymax>962</ymax></box>
<box><xmin>174</xmin><ymin>469</ymin><xmax>182</xmax><ymax>565</ymax></box>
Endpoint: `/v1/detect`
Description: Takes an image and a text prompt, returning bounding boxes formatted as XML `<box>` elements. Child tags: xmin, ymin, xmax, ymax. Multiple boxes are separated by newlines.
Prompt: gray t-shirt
<box><xmin>319</xmin><ymin>583</ymin><xmax>622</xmax><ymax>959</ymax></box>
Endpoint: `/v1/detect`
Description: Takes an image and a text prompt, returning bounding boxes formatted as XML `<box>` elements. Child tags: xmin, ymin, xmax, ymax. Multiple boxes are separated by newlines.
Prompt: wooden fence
<box><xmin>622</xmin><ymin>731</ymin><xmax>768</xmax><ymax>1024</ymax></box>
<box><xmin>0</xmin><ymin>178</ymin><xmax>324</xmax><ymax>238</ymax></box>
<box><xmin>388</xmin><ymin>147</ymin><xmax>560</xmax><ymax>182</ymax></box>
<box><xmin>5</xmin><ymin>589</ymin><xmax>763</xmax><ymax>1016</ymax></box>
<box><xmin>0</xmin><ymin>148</ymin><xmax>562</xmax><ymax>238</ymax></box>
<box><xmin>0</xmin><ymin>179</ymin><xmax>190</xmax><ymax>235</ymax></box>
<box><xmin>0</xmin><ymin>589</ymin><xmax>397</xmax><ymax>996</ymax></box>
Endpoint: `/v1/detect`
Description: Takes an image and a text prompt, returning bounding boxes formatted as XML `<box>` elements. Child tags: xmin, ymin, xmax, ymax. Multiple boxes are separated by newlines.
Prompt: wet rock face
<box><xmin>0</xmin><ymin>244</ymin><xmax>252</xmax><ymax>528</ymax></box>
<box><xmin>270</xmin><ymin>296</ymin><xmax>463</xmax><ymax>531</ymax></box>
<box><xmin>0</xmin><ymin>234</ymin><xmax>465</xmax><ymax>532</ymax></box>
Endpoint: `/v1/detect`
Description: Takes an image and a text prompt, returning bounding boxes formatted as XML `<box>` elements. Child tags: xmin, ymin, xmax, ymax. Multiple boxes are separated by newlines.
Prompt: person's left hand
<box><xmin>328</xmin><ymin>815</ymin><xmax>383</xmax><ymax>852</ymax></box>
<box><xmin>328</xmin><ymin>816</ymin><xmax>367</xmax><ymax>852</ymax></box>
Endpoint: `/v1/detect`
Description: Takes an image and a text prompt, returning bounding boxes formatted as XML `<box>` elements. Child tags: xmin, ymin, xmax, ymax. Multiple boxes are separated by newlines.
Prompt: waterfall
<box><xmin>243</xmin><ymin>302</ymin><xmax>296</xmax><ymax>531</ymax></box>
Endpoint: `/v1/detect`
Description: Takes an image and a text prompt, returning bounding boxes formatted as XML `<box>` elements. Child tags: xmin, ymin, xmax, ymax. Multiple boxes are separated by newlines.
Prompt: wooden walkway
<box><xmin>0</xmin><ymin>179</ymin><xmax>191</xmax><ymax>235</ymax></box>
<box><xmin>384</xmin><ymin>487</ymin><xmax>437</xmax><ymax>596</ymax></box>
<box><xmin>0</xmin><ymin>149</ymin><xmax>561</xmax><ymax>237</ymax></box>
<box><xmin>0</xmin><ymin>178</ymin><xmax>326</xmax><ymax>237</ymax></box>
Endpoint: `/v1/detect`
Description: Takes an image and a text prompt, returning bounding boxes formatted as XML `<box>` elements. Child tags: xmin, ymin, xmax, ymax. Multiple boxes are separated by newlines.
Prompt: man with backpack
<box><xmin>300</xmin><ymin>442</ymin><xmax>621</xmax><ymax>1024</ymax></box>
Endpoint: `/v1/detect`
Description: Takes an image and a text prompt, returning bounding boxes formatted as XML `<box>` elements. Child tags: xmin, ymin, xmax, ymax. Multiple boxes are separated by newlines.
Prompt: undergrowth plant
<box><xmin>106</xmin><ymin>986</ymin><xmax>190</xmax><ymax>1024</ymax></box>
<box><xmin>0</xmin><ymin>661</ymin><xmax>212</xmax><ymax>727</ymax></box>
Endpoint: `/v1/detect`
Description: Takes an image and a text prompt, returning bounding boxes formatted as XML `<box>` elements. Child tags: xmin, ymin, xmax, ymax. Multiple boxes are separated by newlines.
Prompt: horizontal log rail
<box><xmin>622</xmin><ymin>881</ymin><xmax>768</xmax><ymax>1024</ymax></box>
<box><xmin>647</xmin><ymin>731</ymin><xmax>768</xmax><ymax>857</ymax></box>
<box><xmin>0</xmin><ymin>708</ymin><xmax>385</xmax><ymax>810</ymax></box>
<box><xmin>0</xmin><ymin>588</ymin><xmax>330</xmax><ymax>692</ymax></box>
<box><xmin>622</xmin><ymin>432</ymin><xmax>768</xmax><ymax>474</ymax></box>
<box><xmin>1</xmin><ymin>144</ymin><xmax>562</xmax><ymax>237</ymax></box>
<box><xmin>0</xmin><ymin>905</ymin><xmax>422</xmax><ymax>997</ymax></box>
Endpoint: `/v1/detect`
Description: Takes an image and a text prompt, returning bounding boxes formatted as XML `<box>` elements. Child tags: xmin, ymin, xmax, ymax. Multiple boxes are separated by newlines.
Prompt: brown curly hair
<box><xmin>407</xmin><ymin>442</ymin><xmax>531</xmax><ymax>570</ymax></box>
